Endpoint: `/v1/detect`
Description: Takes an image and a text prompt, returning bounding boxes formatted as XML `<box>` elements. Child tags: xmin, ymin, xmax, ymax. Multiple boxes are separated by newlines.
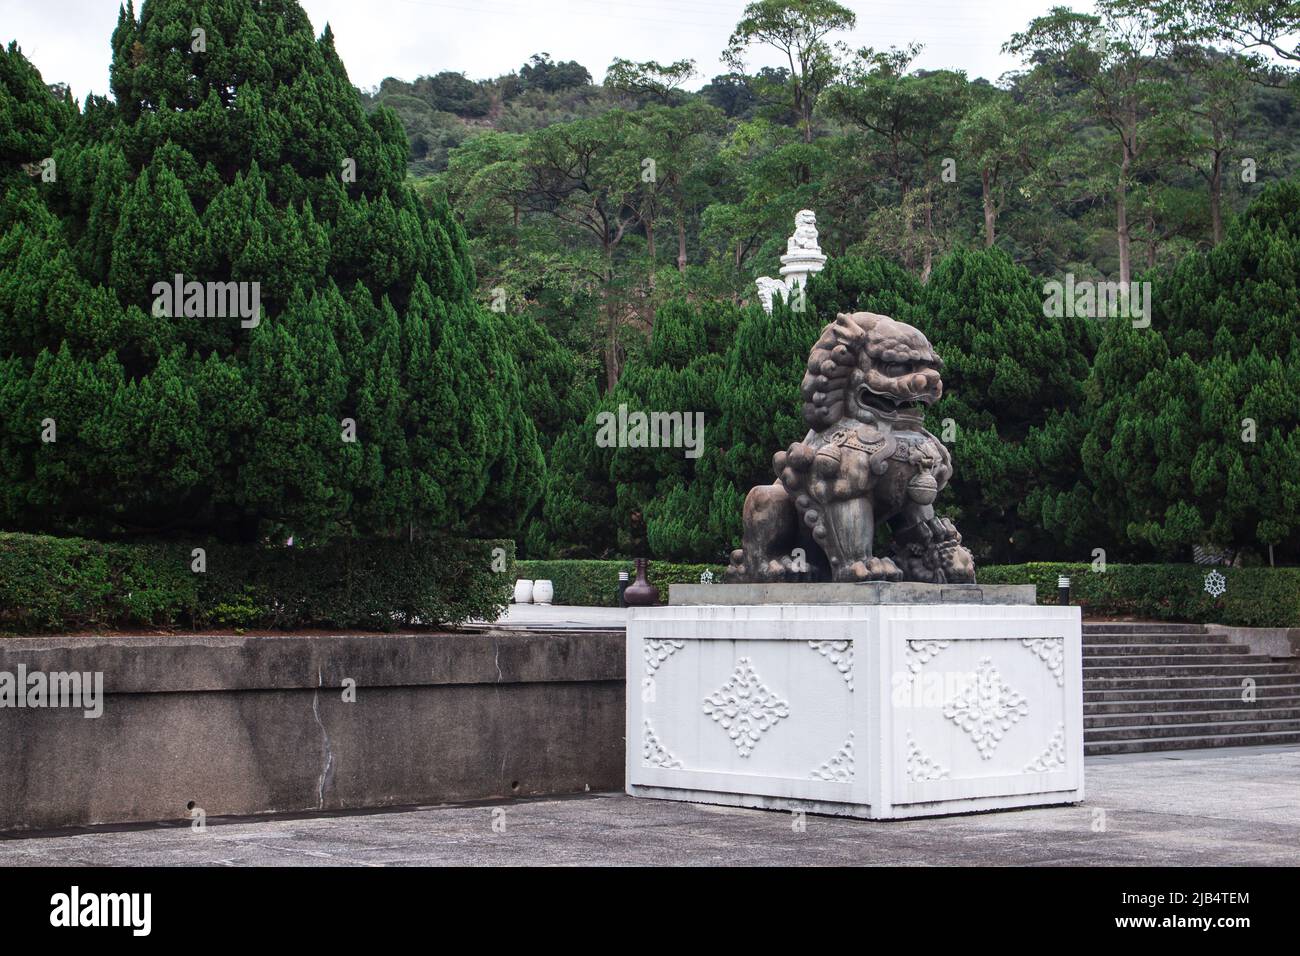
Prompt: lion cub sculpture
<box><xmin>726</xmin><ymin>311</ymin><xmax>976</xmax><ymax>585</ymax></box>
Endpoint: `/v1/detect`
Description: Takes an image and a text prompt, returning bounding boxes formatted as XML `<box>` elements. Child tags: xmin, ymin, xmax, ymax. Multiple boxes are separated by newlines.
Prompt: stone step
<box><xmin>1084</xmin><ymin>673</ymin><xmax>1300</xmax><ymax>691</ymax></box>
<box><xmin>1085</xmin><ymin>729</ymin><xmax>1300</xmax><ymax>755</ymax></box>
<box><xmin>1084</xmin><ymin>643</ymin><xmax>1250</xmax><ymax>658</ymax></box>
<box><xmin>1083</xmin><ymin>633</ymin><xmax>1233</xmax><ymax>646</ymax></box>
<box><xmin>1086</xmin><ymin>681</ymin><xmax>1300</xmax><ymax>700</ymax></box>
<box><xmin>1085</xmin><ymin>694</ymin><xmax>1300</xmax><ymax>714</ymax></box>
<box><xmin>1087</xmin><ymin>718</ymin><xmax>1300</xmax><ymax>741</ymax></box>
<box><xmin>1085</xmin><ymin>707</ymin><xmax>1300</xmax><ymax>728</ymax></box>
<box><xmin>1084</xmin><ymin>661</ymin><xmax>1299</xmax><ymax>678</ymax></box>
<box><xmin>1082</xmin><ymin>623</ymin><xmax>1207</xmax><ymax>635</ymax></box>
<box><xmin>1084</xmin><ymin>652</ymin><xmax>1267</xmax><ymax>668</ymax></box>
<box><xmin>1077</xmin><ymin>619</ymin><xmax>1300</xmax><ymax>753</ymax></box>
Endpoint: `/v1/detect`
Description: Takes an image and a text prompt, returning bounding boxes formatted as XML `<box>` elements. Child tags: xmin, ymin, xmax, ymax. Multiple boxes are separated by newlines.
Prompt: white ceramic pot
<box><xmin>533</xmin><ymin>580</ymin><xmax>554</xmax><ymax>605</ymax></box>
<box><xmin>513</xmin><ymin>579</ymin><xmax>534</xmax><ymax>604</ymax></box>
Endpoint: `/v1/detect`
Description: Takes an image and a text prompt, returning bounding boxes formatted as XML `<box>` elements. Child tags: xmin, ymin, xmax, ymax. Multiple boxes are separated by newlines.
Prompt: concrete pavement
<box><xmin>2</xmin><ymin>745</ymin><xmax>1296</xmax><ymax>866</ymax></box>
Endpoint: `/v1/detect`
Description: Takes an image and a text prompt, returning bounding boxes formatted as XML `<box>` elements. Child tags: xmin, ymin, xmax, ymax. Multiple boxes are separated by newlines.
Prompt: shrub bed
<box><xmin>26</xmin><ymin>542</ymin><xmax>1283</xmax><ymax>628</ymax></box>
<box><xmin>0</xmin><ymin>533</ymin><xmax>514</xmax><ymax>633</ymax></box>
<box><xmin>515</xmin><ymin>558</ymin><xmax>1300</xmax><ymax>626</ymax></box>
<box><xmin>979</xmin><ymin>562</ymin><xmax>1300</xmax><ymax>628</ymax></box>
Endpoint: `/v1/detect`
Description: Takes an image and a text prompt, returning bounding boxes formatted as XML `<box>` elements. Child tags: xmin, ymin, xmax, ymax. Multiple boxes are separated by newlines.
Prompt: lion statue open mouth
<box><xmin>726</xmin><ymin>311</ymin><xmax>976</xmax><ymax>585</ymax></box>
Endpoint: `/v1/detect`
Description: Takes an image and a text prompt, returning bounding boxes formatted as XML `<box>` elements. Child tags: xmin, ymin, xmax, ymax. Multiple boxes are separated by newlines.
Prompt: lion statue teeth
<box><xmin>726</xmin><ymin>311</ymin><xmax>976</xmax><ymax>585</ymax></box>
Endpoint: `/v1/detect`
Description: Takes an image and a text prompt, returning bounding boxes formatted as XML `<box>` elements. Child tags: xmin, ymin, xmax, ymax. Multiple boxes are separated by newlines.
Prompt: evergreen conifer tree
<box><xmin>0</xmin><ymin>2</ymin><xmax>541</xmax><ymax>543</ymax></box>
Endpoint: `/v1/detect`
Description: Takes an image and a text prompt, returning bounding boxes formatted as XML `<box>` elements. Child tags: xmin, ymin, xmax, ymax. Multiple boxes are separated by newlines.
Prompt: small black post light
<box><xmin>618</xmin><ymin>570</ymin><xmax>629</xmax><ymax>608</ymax></box>
<box><xmin>1057</xmin><ymin>575</ymin><xmax>1071</xmax><ymax>606</ymax></box>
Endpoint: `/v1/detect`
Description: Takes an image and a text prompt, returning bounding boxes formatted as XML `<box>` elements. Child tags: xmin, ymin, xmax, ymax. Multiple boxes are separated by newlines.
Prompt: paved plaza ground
<box><xmin>2</xmin><ymin>745</ymin><xmax>1296</xmax><ymax>866</ymax></box>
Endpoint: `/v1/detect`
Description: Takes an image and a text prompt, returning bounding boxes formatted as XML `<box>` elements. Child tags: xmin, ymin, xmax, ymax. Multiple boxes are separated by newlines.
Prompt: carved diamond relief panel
<box><xmin>702</xmin><ymin>657</ymin><xmax>790</xmax><ymax>758</ymax></box>
<box><xmin>644</xmin><ymin>639</ymin><xmax>684</xmax><ymax>674</ymax></box>
<box><xmin>808</xmin><ymin>640</ymin><xmax>854</xmax><ymax>690</ymax></box>
<box><xmin>942</xmin><ymin>656</ymin><xmax>1029</xmax><ymax>759</ymax></box>
<box><xmin>810</xmin><ymin>731</ymin><xmax>854</xmax><ymax>782</ymax></box>
<box><xmin>1025</xmin><ymin>723</ymin><xmax>1067</xmax><ymax>773</ymax></box>
<box><xmin>1021</xmin><ymin>637</ymin><xmax>1065</xmax><ymax>686</ymax></box>
<box><xmin>642</xmin><ymin>719</ymin><xmax>683</xmax><ymax>769</ymax></box>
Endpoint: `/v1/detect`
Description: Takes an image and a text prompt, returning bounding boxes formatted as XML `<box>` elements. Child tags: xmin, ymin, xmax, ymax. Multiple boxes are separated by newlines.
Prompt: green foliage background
<box><xmin>379</xmin><ymin>1</ymin><xmax>1300</xmax><ymax>570</ymax></box>
<box><xmin>534</xmin><ymin>187</ymin><xmax>1300</xmax><ymax>568</ymax></box>
<box><xmin>0</xmin><ymin>531</ymin><xmax>514</xmax><ymax>631</ymax></box>
<box><xmin>0</xmin><ymin>1</ymin><xmax>542</xmax><ymax>547</ymax></box>
<box><xmin>2</xmin><ymin>0</ymin><xmax>1298</xmax><ymax>613</ymax></box>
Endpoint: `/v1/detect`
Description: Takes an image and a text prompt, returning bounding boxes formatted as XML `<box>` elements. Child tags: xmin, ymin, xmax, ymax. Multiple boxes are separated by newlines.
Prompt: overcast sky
<box><xmin>3</xmin><ymin>0</ymin><xmax>1096</xmax><ymax>99</ymax></box>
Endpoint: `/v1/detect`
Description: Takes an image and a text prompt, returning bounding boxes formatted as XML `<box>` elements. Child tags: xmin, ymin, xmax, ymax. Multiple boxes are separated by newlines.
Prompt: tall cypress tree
<box><xmin>919</xmin><ymin>246</ymin><xmax>1094</xmax><ymax>562</ymax></box>
<box><xmin>0</xmin><ymin>1</ymin><xmax>541</xmax><ymax>543</ymax></box>
<box><xmin>1080</xmin><ymin>180</ymin><xmax>1300</xmax><ymax>561</ymax></box>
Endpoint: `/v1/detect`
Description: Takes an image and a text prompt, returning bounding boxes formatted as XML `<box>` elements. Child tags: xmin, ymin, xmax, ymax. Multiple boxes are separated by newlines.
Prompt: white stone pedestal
<box><xmin>627</xmin><ymin>601</ymin><xmax>1083</xmax><ymax>819</ymax></box>
<box><xmin>779</xmin><ymin>250</ymin><xmax>827</xmax><ymax>289</ymax></box>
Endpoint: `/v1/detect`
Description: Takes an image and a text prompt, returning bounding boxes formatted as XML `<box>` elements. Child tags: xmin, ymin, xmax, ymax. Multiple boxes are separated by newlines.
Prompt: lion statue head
<box><xmin>801</xmin><ymin>311</ymin><xmax>945</xmax><ymax>431</ymax></box>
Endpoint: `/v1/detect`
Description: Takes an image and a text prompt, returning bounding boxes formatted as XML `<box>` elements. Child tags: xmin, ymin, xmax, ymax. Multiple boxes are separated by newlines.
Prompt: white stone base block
<box><xmin>627</xmin><ymin>604</ymin><xmax>1083</xmax><ymax>819</ymax></box>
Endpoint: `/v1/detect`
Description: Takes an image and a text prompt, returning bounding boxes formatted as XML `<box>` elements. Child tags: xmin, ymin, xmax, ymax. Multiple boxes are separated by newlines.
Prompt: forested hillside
<box><xmin>355</xmin><ymin>0</ymin><xmax>1300</xmax><ymax>567</ymax></box>
<box><xmin>365</xmin><ymin>2</ymin><xmax>1300</xmax><ymax>330</ymax></box>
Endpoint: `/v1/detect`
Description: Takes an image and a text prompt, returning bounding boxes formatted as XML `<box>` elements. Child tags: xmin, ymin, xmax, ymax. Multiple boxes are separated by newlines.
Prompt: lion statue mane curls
<box><xmin>725</xmin><ymin>311</ymin><xmax>976</xmax><ymax>585</ymax></box>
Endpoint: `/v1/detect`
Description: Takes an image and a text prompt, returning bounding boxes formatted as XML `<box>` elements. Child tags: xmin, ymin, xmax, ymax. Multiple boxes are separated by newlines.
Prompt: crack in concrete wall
<box><xmin>311</xmin><ymin>667</ymin><xmax>335</xmax><ymax>809</ymax></box>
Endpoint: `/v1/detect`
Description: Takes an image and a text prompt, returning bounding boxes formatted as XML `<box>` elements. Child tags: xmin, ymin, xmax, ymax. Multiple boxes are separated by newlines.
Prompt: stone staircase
<box><xmin>1083</xmin><ymin>622</ymin><xmax>1300</xmax><ymax>755</ymax></box>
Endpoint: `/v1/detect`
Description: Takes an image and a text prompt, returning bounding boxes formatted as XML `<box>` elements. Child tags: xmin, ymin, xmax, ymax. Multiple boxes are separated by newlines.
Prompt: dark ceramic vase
<box><xmin>622</xmin><ymin>558</ymin><xmax>660</xmax><ymax>607</ymax></box>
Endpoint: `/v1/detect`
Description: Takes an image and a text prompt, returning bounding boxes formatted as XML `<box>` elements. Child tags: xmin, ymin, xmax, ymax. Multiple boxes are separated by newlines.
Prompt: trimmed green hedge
<box><xmin>24</xmin><ymin>542</ymin><xmax>1282</xmax><ymax>628</ymax></box>
<box><xmin>0</xmin><ymin>533</ymin><xmax>514</xmax><ymax>633</ymax></box>
<box><xmin>981</xmin><ymin>562</ymin><xmax>1300</xmax><ymax>628</ymax></box>
<box><xmin>516</xmin><ymin>558</ymin><xmax>1300</xmax><ymax>626</ymax></box>
<box><xmin>515</xmin><ymin>560</ymin><xmax>727</xmax><ymax>607</ymax></box>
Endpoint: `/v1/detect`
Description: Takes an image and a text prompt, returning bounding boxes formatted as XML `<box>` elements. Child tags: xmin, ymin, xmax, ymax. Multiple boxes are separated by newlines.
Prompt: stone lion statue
<box><xmin>726</xmin><ymin>311</ymin><xmax>976</xmax><ymax>585</ymax></box>
<box><xmin>787</xmin><ymin>209</ymin><xmax>819</xmax><ymax>253</ymax></box>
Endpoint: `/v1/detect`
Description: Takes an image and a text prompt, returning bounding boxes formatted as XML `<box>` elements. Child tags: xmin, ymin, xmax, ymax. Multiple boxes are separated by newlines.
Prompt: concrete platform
<box><xmin>480</xmin><ymin>604</ymin><xmax>629</xmax><ymax>629</ymax></box>
<box><xmin>1</xmin><ymin>746</ymin><xmax>1296</xmax><ymax>866</ymax></box>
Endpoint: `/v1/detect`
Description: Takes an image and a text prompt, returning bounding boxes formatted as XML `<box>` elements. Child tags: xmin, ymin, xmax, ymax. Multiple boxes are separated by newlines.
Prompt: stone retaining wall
<box><xmin>0</xmin><ymin>630</ymin><xmax>624</xmax><ymax>832</ymax></box>
<box><xmin>1205</xmin><ymin>624</ymin><xmax>1300</xmax><ymax>659</ymax></box>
